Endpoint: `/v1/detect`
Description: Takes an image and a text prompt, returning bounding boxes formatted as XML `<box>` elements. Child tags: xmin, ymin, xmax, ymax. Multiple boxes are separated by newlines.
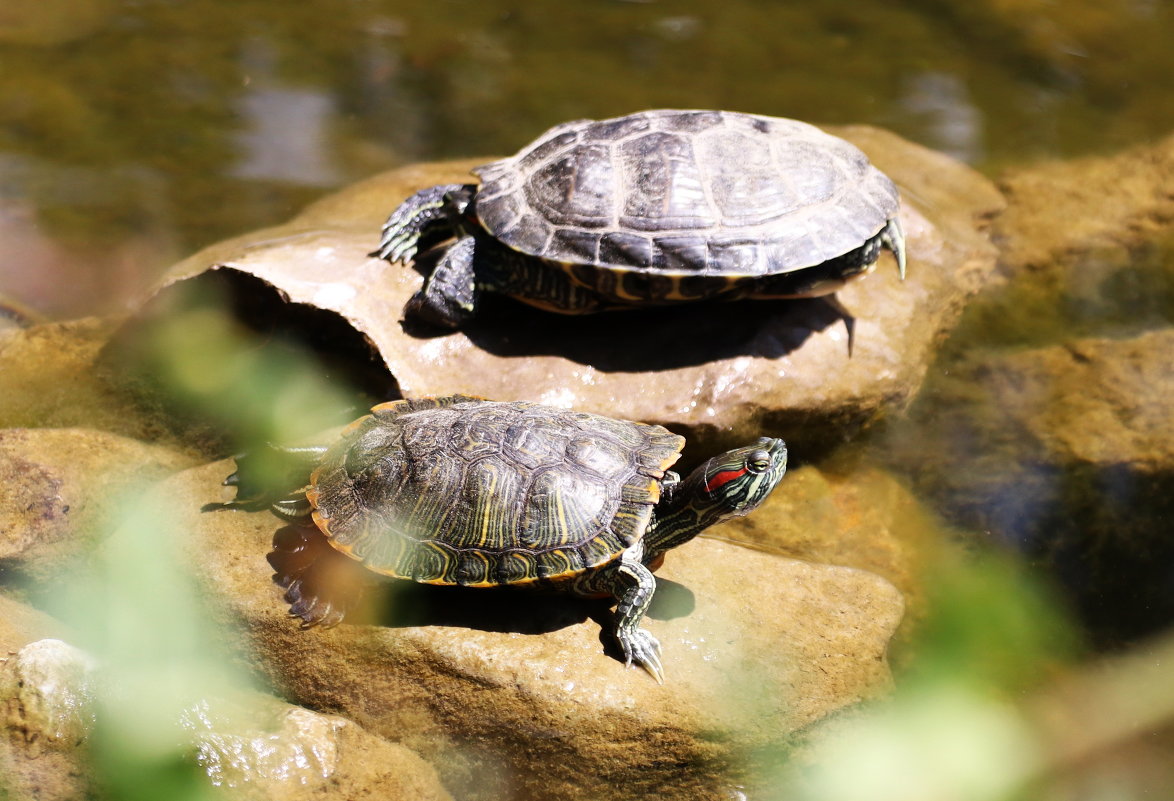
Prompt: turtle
<box><xmin>225</xmin><ymin>394</ymin><xmax>789</xmax><ymax>682</ymax></box>
<box><xmin>372</xmin><ymin>109</ymin><xmax>906</xmax><ymax>346</ymax></box>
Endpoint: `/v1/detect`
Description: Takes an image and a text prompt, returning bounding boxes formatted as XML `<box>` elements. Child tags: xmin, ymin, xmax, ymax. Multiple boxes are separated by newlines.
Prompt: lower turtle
<box><xmin>226</xmin><ymin>394</ymin><xmax>788</xmax><ymax>682</ymax></box>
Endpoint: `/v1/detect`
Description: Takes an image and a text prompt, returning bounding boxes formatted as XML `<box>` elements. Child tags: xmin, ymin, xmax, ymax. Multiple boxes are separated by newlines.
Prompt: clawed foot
<box><xmin>618</xmin><ymin>627</ymin><xmax>664</xmax><ymax>684</ymax></box>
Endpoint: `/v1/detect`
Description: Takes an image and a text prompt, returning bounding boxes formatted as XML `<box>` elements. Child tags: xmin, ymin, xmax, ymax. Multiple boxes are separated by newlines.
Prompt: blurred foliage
<box><xmin>766</xmin><ymin>542</ymin><xmax>1174</xmax><ymax>801</ymax></box>
<box><xmin>24</xmin><ymin>302</ymin><xmax>366</xmax><ymax>799</ymax></box>
<box><xmin>49</xmin><ymin>493</ymin><xmax>242</xmax><ymax>801</ymax></box>
<box><xmin>898</xmin><ymin>546</ymin><xmax>1079</xmax><ymax>694</ymax></box>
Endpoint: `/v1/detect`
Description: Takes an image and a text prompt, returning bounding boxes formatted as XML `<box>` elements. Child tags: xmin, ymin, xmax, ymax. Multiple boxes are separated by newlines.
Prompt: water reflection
<box><xmin>232</xmin><ymin>86</ymin><xmax>341</xmax><ymax>186</ymax></box>
<box><xmin>1</xmin><ymin>0</ymin><xmax>1172</xmax><ymax>316</ymax></box>
<box><xmin>900</xmin><ymin>72</ymin><xmax>983</xmax><ymax>164</ymax></box>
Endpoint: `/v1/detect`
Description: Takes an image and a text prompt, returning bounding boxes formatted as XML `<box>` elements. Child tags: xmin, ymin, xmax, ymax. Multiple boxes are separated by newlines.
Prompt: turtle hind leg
<box><xmin>223</xmin><ymin>444</ymin><xmax>327</xmax><ymax>514</ymax></box>
<box><xmin>268</xmin><ymin>524</ymin><xmax>369</xmax><ymax>628</ymax></box>
<box><xmin>403</xmin><ymin>234</ymin><xmax>479</xmax><ymax>329</ymax></box>
<box><xmin>371</xmin><ymin>184</ymin><xmax>475</xmax><ymax>264</ymax></box>
<box><xmin>881</xmin><ymin>218</ymin><xmax>907</xmax><ymax>280</ymax></box>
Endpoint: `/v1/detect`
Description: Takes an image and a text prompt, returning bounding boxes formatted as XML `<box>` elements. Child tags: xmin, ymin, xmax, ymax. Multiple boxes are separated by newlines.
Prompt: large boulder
<box><xmin>169</xmin><ymin>459</ymin><xmax>903</xmax><ymax>801</ymax></box>
<box><xmin>112</xmin><ymin>126</ymin><xmax>1004</xmax><ymax>456</ymax></box>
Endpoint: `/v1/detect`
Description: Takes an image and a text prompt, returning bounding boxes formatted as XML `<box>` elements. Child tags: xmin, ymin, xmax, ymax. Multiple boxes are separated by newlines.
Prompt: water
<box><xmin>2</xmin><ymin>0</ymin><xmax>1172</xmax><ymax>317</ymax></box>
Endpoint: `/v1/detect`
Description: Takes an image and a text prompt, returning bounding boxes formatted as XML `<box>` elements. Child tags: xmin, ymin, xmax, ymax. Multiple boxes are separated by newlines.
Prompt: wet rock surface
<box><xmin>172</xmin><ymin>459</ymin><xmax>903</xmax><ymax>801</ymax></box>
<box><xmin>0</xmin><ymin>605</ymin><xmax>87</xmax><ymax>801</ymax></box>
<box><xmin>889</xmin><ymin>328</ymin><xmax>1174</xmax><ymax>645</ymax></box>
<box><xmin>996</xmin><ymin>132</ymin><xmax>1174</xmax><ymax>275</ymax></box>
<box><xmin>179</xmin><ymin>693</ymin><xmax>454</xmax><ymax>801</ymax></box>
<box><xmin>120</xmin><ymin>127</ymin><xmax>1004</xmax><ymax>455</ymax></box>
<box><xmin>881</xmin><ymin>132</ymin><xmax>1174</xmax><ymax>647</ymax></box>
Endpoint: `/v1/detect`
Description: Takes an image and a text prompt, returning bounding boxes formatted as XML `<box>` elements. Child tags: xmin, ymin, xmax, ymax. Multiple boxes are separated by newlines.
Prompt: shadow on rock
<box><xmin>264</xmin><ymin>519</ymin><xmax>699</xmax><ymax>644</ymax></box>
<box><xmin>365</xmin><ymin>566</ymin><xmax>696</xmax><ymax>639</ymax></box>
<box><xmin>447</xmin><ymin>294</ymin><xmax>841</xmax><ymax>371</ymax></box>
<box><xmin>374</xmin><ymin>582</ymin><xmax>600</xmax><ymax>634</ymax></box>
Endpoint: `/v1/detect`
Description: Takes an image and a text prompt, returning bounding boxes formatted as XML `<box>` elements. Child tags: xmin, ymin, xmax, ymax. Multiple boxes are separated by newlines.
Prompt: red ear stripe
<box><xmin>705</xmin><ymin>467</ymin><xmax>747</xmax><ymax>493</ymax></box>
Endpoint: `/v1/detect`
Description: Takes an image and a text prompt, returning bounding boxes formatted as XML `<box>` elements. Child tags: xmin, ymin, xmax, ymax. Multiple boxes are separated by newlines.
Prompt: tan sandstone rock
<box><xmin>162</xmin><ymin>459</ymin><xmax>904</xmax><ymax>801</ymax></box>
<box><xmin>114</xmin><ymin>126</ymin><xmax>1003</xmax><ymax>456</ymax></box>
<box><xmin>0</xmin><ymin>427</ymin><xmax>195</xmax><ymax>581</ymax></box>
<box><xmin>714</xmin><ymin>463</ymin><xmax>949</xmax><ymax>647</ymax></box>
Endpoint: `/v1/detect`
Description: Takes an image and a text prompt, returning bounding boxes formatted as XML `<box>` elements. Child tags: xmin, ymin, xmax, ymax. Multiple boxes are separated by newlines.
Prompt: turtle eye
<box><xmin>747</xmin><ymin>449</ymin><xmax>771</xmax><ymax>473</ymax></box>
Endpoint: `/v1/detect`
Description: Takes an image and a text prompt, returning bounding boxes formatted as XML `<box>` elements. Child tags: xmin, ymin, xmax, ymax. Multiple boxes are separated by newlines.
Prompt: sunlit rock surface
<box><xmin>127</xmin><ymin>126</ymin><xmax>1003</xmax><ymax>455</ymax></box>
<box><xmin>179</xmin><ymin>694</ymin><xmax>453</xmax><ymax>801</ymax></box>
<box><xmin>169</xmin><ymin>459</ymin><xmax>904</xmax><ymax>801</ymax></box>
<box><xmin>0</xmin><ymin>427</ymin><xmax>194</xmax><ymax>581</ymax></box>
<box><xmin>715</xmin><ymin>463</ymin><xmax>947</xmax><ymax>644</ymax></box>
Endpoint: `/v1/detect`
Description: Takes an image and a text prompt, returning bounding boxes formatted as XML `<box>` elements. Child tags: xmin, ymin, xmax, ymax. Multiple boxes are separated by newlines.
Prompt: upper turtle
<box><xmin>474</xmin><ymin>109</ymin><xmax>901</xmax><ymax>275</ymax></box>
<box><xmin>372</xmin><ymin>110</ymin><xmax>905</xmax><ymax>334</ymax></box>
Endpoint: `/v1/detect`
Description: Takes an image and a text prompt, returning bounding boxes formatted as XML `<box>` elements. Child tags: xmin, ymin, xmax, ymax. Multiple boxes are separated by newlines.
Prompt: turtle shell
<box><xmin>305</xmin><ymin>395</ymin><xmax>685</xmax><ymax>587</ymax></box>
<box><xmin>472</xmin><ymin>109</ymin><xmax>900</xmax><ymax>278</ymax></box>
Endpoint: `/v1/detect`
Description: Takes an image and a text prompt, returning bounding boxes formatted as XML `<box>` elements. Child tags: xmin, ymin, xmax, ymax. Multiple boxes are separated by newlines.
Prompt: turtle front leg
<box><xmin>371</xmin><ymin>183</ymin><xmax>473</xmax><ymax>264</ymax></box>
<box><xmin>612</xmin><ymin>540</ymin><xmax>664</xmax><ymax>683</ymax></box>
<box><xmin>403</xmin><ymin>234</ymin><xmax>479</xmax><ymax>328</ymax></box>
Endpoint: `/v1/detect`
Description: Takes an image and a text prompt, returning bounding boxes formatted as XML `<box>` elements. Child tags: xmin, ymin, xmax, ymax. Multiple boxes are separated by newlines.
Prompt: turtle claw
<box><xmin>619</xmin><ymin>628</ymin><xmax>664</xmax><ymax>684</ymax></box>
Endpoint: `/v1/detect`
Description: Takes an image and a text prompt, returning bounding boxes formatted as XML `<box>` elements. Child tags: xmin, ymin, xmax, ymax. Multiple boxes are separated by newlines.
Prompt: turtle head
<box><xmin>699</xmin><ymin>437</ymin><xmax>789</xmax><ymax>517</ymax></box>
<box><xmin>646</xmin><ymin>437</ymin><xmax>787</xmax><ymax>558</ymax></box>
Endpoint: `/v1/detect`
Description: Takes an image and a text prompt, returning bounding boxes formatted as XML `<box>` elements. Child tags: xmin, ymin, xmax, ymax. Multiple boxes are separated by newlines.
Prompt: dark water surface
<box><xmin>2</xmin><ymin>0</ymin><xmax>1172</xmax><ymax>317</ymax></box>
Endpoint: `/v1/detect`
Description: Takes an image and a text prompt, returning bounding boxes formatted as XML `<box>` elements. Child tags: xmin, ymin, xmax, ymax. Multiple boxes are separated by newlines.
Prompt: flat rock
<box><xmin>167</xmin><ymin>459</ymin><xmax>903</xmax><ymax>801</ymax></box>
<box><xmin>0</xmin><ymin>318</ymin><xmax>218</xmax><ymax>455</ymax></box>
<box><xmin>0</xmin><ymin>427</ymin><xmax>195</xmax><ymax>582</ymax></box>
<box><xmin>714</xmin><ymin>463</ymin><xmax>949</xmax><ymax>645</ymax></box>
<box><xmin>122</xmin><ymin>126</ymin><xmax>1003</xmax><ymax>455</ymax></box>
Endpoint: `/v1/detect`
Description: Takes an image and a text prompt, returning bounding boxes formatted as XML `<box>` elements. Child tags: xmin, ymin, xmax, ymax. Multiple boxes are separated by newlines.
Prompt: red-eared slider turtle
<box><xmin>373</xmin><ymin>109</ymin><xmax>905</xmax><ymax>344</ymax></box>
<box><xmin>227</xmin><ymin>395</ymin><xmax>788</xmax><ymax>682</ymax></box>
